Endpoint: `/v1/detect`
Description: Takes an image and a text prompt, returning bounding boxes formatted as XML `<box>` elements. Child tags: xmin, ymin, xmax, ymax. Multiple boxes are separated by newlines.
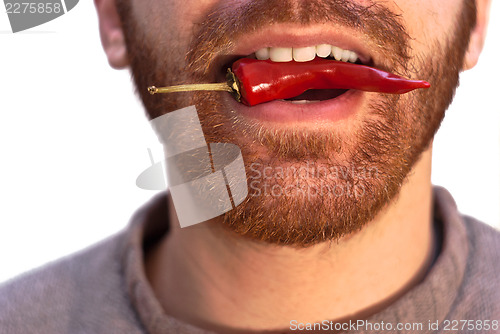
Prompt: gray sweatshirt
<box><xmin>0</xmin><ymin>187</ymin><xmax>499</xmax><ymax>333</ymax></box>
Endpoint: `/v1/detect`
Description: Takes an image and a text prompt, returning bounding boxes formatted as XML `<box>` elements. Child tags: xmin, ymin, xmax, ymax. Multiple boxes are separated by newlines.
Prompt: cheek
<box><xmin>390</xmin><ymin>0</ymin><xmax>463</xmax><ymax>56</ymax></box>
<box><xmin>132</xmin><ymin>0</ymin><xmax>217</xmax><ymax>40</ymax></box>
<box><xmin>131</xmin><ymin>0</ymin><xmax>220</xmax><ymax>65</ymax></box>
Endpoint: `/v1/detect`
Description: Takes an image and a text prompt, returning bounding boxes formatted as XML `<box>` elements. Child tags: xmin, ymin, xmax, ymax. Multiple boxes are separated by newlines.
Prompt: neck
<box><xmin>145</xmin><ymin>147</ymin><xmax>434</xmax><ymax>333</ymax></box>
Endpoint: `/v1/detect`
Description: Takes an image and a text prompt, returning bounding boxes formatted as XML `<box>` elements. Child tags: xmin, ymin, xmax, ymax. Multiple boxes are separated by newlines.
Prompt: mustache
<box><xmin>187</xmin><ymin>0</ymin><xmax>411</xmax><ymax>77</ymax></box>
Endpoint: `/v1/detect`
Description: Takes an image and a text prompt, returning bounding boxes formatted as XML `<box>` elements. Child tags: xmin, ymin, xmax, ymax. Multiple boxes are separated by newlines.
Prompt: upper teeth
<box><xmin>255</xmin><ymin>45</ymin><xmax>359</xmax><ymax>63</ymax></box>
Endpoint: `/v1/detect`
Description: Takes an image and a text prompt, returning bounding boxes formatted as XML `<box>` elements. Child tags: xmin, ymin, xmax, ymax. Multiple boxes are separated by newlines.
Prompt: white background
<box><xmin>0</xmin><ymin>1</ymin><xmax>499</xmax><ymax>284</ymax></box>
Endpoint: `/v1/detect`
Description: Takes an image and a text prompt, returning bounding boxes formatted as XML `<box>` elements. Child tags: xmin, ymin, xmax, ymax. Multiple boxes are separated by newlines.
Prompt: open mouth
<box><xmin>220</xmin><ymin>44</ymin><xmax>371</xmax><ymax>104</ymax></box>
<box><xmin>149</xmin><ymin>35</ymin><xmax>428</xmax><ymax>111</ymax></box>
<box><xmin>283</xmin><ymin>89</ymin><xmax>349</xmax><ymax>103</ymax></box>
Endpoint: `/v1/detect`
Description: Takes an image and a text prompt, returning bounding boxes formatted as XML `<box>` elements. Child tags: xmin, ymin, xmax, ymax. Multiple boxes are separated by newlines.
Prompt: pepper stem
<box><xmin>147</xmin><ymin>69</ymin><xmax>241</xmax><ymax>103</ymax></box>
<box><xmin>148</xmin><ymin>83</ymin><xmax>232</xmax><ymax>94</ymax></box>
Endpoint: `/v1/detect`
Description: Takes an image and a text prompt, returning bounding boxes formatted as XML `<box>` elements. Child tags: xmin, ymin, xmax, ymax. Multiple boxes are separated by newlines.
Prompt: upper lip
<box><xmin>211</xmin><ymin>23</ymin><xmax>380</xmax><ymax>80</ymax></box>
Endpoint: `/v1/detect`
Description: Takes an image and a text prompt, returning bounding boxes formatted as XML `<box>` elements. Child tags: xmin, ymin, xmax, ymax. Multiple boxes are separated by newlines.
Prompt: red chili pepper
<box><xmin>148</xmin><ymin>58</ymin><xmax>430</xmax><ymax>107</ymax></box>
<box><xmin>231</xmin><ymin>58</ymin><xmax>430</xmax><ymax>106</ymax></box>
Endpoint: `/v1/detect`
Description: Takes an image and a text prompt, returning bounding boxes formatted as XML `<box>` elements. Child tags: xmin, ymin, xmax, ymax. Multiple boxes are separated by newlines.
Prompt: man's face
<box><xmin>116</xmin><ymin>0</ymin><xmax>475</xmax><ymax>246</ymax></box>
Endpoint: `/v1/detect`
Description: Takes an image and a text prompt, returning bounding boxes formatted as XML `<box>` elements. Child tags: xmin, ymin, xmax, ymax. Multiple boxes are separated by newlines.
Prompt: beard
<box><xmin>116</xmin><ymin>0</ymin><xmax>476</xmax><ymax>246</ymax></box>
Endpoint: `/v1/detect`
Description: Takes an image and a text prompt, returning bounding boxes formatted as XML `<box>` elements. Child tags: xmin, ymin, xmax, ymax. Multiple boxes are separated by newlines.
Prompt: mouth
<box><xmin>219</xmin><ymin>43</ymin><xmax>371</xmax><ymax>104</ymax></box>
<box><xmin>220</xmin><ymin>56</ymin><xmax>368</xmax><ymax>124</ymax></box>
<box><xmin>205</xmin><ymin>26</ymin><xmax>429</xmax><ymax>123</ymax></box>
<box><xmin>147</xmin><ymin>27</ymin><xmax>426</xmax><ymax>123</ymax></box>
<box><xmin>216</xmin><ymin>45</ymin><xmax>407</xmax><ymax>124</ymax></box>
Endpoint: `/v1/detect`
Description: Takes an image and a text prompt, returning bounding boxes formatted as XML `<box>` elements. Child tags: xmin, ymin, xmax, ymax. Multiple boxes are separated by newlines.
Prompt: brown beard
<box><xmin>116</xmin><ymin>0</ymin><xmax>476</xmax><ymax>246</ymax></box>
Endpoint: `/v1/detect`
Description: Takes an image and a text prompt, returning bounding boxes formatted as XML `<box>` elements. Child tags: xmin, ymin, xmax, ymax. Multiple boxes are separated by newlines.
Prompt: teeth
<box><xmin>331</xmin><ymin>46</ymin><xmax>343</xmax><ymax>61</ymax></box>
<box><xmin>316</xmin><ymin>44</ymin><xmax>332</xmax><ymax>58</ymax></box>
<box><xmin>349</xmin><ymin>52</ymin><xmax>358</xmax><ymax>63</ymax></box>
<box><xmin>255</xmin><ymin>47</ymin><xmax>270</xmax><ymax>60</ymax></box>
<box><xmin>341</xmin><ymin>49</ymin><xmax>352</xmax><ymax>62</ymax></box>
<box><xmin>293</xmin><ymin>46</ymin><xmax>316</xmax><ymax>62</ymax></box>
<box><xmin>255</xmin><ymin>45</ymin><xmax>361</xmax><ymax>63</ymax></box>
<box><xmin>269</xmin><ymin>47</ymin><xmax>293</xmax><ymax>62</ymax></box>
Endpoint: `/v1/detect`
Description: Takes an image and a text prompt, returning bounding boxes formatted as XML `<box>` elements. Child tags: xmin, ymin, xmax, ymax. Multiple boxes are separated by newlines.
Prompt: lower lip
<box><xmin>225</xmin><ymin>89</ymin><xmax>365</xmax><ymax>123</ymax></box>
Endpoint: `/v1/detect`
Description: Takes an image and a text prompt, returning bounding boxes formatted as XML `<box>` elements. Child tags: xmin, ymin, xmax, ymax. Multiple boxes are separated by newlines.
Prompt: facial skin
<box><xmin>108</xmin><ymin>0</ymin><xmax>479</xmax><ymax>246</ymax></box>
<box><xmin>95</xmin><ymin>0</ymin><xmax>491</xmax><ymax>331</ymax></box>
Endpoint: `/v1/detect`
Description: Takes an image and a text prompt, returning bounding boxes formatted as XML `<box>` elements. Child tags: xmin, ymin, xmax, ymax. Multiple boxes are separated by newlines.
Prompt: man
<box><xmin>0</xmin><ymin>0</ymin><xmax>498</xmax><ymax>333</ymax></box>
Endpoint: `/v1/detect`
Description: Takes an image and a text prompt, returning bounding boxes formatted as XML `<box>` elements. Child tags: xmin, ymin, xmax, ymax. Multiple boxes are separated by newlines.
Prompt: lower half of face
<box><xmin>119</xmin><ymin>0</ymin><xmax>475</xmax><ymax>246</ymax></box>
